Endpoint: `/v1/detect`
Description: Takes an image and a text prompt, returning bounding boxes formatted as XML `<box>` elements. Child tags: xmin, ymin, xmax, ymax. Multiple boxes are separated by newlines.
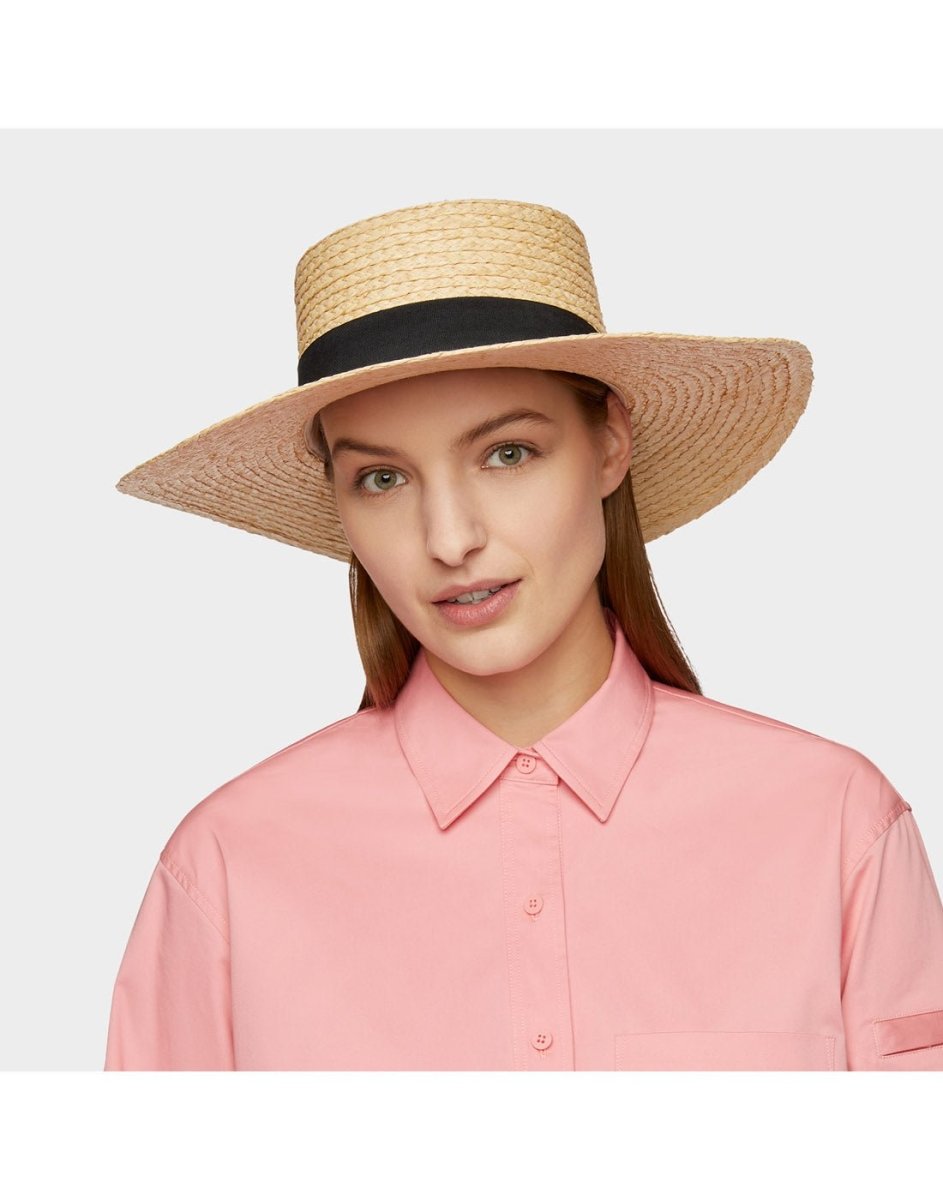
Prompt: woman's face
<box><xmin>319</xmin><ymin>367</ymin><xmax>632</xmax><ymax>678</ymax></box>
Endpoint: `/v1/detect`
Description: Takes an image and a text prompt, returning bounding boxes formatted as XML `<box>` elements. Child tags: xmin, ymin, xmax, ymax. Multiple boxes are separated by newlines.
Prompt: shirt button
<box><xmin>524</xmin><ymin>894</ymin><xmax>543</xmax><ymax>915</ymax></box>
<box><xmin>515</xmin><ymin>754</ymin><xmax>536</xmax><ymax>774</ymax></box>
<box><xmin>531</xmin><ymin>1031</ymin><xmax>553</xmax><ymax>1051</ymax></box>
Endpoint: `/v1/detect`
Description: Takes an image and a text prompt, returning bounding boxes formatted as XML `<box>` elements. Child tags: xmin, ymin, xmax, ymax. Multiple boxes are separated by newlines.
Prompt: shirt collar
<box><xmin>393</xmin><ymin>606</ymin><xmax>655</xmax><ymax>829</ymax></box>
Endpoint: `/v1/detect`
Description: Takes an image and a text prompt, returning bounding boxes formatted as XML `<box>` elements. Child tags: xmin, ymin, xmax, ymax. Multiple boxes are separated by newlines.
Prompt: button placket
<box><xmin>498</xmin><ymin>750</ymin><xmax>572</xmax><ymax>1070</ymax></box>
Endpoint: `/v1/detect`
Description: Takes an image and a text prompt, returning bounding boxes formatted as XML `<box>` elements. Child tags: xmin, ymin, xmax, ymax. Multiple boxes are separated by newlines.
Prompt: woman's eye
<box><xmin>353</xmin><ymin>442</ymin><xmax>538</xmax><ymax>497</ymax></box>
<box><xmin>485</xmin><ymin>442</ymin><xmax>535</xmax><ymax>470</ymax></box>
<box><xmin>355</xmin><ymin>467</ymin><xmax>405</xmax><ymax>496</ymax></box>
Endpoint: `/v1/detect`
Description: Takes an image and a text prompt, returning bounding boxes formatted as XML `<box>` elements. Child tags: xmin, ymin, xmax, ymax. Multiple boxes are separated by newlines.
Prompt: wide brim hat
<box><xmin>115</xmin><ymin>198</ymin><xmax>813</xmax><ymax>562</ymax></box>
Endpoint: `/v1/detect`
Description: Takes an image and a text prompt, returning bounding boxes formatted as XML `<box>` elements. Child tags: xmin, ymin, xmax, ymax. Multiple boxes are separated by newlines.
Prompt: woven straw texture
<box><xmin>115</xmin><ymin>198</ymin><xmax>814</xmax><ymax>560</ymax></box>
<box><xmin>294</xmin><ymin>198</ymin><xmax>605</xmax><ymax>351</ymax></box>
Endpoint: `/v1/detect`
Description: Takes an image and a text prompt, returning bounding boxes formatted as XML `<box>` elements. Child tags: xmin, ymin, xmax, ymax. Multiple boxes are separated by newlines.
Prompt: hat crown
<box><xmin>293</xmin><ymin>198</ymin><xmax>606</xmax><ymax>357</ymax></box>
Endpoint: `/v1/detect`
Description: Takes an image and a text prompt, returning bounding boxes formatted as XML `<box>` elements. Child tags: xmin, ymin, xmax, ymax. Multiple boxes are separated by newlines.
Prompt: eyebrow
<box><xmin>329</xmin><ymin>408</ymin><xmax>557</xmax><ymax>461</ymax></box>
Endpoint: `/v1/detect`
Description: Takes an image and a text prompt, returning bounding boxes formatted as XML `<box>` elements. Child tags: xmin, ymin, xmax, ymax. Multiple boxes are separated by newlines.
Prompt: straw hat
<box><xmin>115</xmin><ymin>197</ymin><xmax>813</xmax><ymax>562</ymax></box>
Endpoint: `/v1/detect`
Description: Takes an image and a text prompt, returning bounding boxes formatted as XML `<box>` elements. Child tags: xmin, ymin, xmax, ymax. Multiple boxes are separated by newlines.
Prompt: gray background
<box><xmin>2</xmin><ymin>129</ymin><xmax>940</xmax><ymax>1069</ymax></box>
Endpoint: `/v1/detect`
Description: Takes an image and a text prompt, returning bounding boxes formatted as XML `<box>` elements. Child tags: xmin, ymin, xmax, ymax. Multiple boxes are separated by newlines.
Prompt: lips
<box><xmin>432</xmin><ymin>578</ymin><xmax>520</xmax><ymax>603</ymax></box>
<box><xmin>433</xmin><ymin>578</ymin><xmax>522</xmax><ymax>625</ymax></box>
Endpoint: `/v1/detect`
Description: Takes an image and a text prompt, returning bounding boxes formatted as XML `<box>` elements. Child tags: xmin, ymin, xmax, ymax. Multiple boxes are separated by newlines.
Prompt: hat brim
<box><xmin>115</xmin><ymin>330</ymin><xmax>813</xmax><ymax>560</ymax></box>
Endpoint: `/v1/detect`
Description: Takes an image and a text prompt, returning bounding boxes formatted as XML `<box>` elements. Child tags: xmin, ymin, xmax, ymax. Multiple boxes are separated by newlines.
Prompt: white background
<box><xmin>2</xmin><ymin>129</ymin><xmax>941</xmax><ymax>1076</ymax></box>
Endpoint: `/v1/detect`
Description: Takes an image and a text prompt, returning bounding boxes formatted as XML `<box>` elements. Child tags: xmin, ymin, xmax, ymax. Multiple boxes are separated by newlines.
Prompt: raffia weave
<box><xmin>115</xmin><ymin>198</ymin><xmax>813</xmax><ymax>560</ymax></box>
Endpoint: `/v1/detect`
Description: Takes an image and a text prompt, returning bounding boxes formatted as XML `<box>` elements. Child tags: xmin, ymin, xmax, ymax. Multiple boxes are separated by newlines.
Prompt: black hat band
<box><xmin>297</xmin><ymin>295</ymin><xmax>596</xmax><ymax>386</ymax></box>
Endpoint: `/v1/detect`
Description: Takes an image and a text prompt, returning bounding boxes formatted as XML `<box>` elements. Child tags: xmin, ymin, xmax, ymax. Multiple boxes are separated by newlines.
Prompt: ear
<box><xmin>598</xmin><ymin>389</ymin><xmax>633</xmax><ymax>499</ymax></box>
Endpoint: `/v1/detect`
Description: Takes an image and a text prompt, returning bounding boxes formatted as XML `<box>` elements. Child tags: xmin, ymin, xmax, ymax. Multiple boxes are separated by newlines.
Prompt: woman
<box><xmin>105</xmin><ymin>198</ymin><xmax>943</xmax><ymax>1070</ymax></box>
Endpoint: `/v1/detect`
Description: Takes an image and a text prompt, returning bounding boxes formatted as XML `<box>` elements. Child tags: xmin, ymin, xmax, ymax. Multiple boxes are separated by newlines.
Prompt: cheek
<box><xmin>336</xmin><ymin>501</ymin><xmax>428</xmax><ymax>617</ymax></box>
<box><xmin>504</xmin><ymin>464</ymin><xmax>604</xmax><ymax>562</ymax></box>
<box><xmin>334</xmin><ymin>495</ymin><xmax>389</xmax><ymax>565</ymax></box>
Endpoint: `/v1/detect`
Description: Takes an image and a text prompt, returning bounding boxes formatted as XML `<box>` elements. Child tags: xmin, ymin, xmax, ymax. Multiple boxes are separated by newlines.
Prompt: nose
<box><xmin>421</xmin><ymin>476</ymin><xmax>488</xmax><ymax>566</ymax></box>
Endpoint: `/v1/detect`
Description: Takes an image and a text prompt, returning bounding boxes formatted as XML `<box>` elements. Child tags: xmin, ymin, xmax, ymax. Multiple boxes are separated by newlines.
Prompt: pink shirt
<box><xmin>104</xmin><ymin>607</ymin><xmax>943</xmax><ymax>1070</ymax></box>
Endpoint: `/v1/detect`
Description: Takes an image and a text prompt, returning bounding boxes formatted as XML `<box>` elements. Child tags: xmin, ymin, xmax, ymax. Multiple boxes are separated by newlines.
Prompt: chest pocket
<box><xmin>614</xmin><ymin>1030</ymin><xmax>837</xmax><ymax>1070</ymax></box>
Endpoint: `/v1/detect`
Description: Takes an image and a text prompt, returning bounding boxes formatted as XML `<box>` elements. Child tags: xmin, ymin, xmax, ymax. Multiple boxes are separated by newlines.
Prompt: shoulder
<box><xmin>650</xmin><ymin>682</ymin><xmax>910</xmax><ymax>872</ymax></box>
<box><xmin>650</xmin><ymin>678</ymin><xmax>865</xmax><ymax>768</ymax></box>
<box><xmin>158</xmin><ymin>704</ymin><xmax>393</xmax><ymax>884</ymax></box>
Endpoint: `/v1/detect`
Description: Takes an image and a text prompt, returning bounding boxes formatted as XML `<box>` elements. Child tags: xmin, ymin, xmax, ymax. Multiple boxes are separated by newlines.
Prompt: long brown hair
<box><xmin>306</xmin><ymin>368</ymin><xmax>702</xmax><ymax>709</ymax></box>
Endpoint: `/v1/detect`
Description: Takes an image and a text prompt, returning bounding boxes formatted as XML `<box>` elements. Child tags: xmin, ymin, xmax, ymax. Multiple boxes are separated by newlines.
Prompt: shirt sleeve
<box><xmin>840</xmin><ymin>765</ymin><xmax>943</xmax><ymax>1070</ymax></box>
<box><xmin>104</xmin><ymin>853</ymin><xmax>234</xmax><ymax>1070</ymax></box>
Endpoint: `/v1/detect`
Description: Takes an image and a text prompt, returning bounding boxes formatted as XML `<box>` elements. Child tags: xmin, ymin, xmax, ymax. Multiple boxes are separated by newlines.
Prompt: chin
<box><xmin>434</xmin><ymin>629</ymin><xmax>535</xmax><ymax>673</ymax></box>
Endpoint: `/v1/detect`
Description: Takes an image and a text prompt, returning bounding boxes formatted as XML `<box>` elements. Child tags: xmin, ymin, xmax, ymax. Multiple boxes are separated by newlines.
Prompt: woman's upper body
<box><xmin>105</xmin><ymin>366</ymin><xmax>943</xmax><ymax>1070</ymax></box>
<box><xmin>104</xmin><ymin>603</ymin><xmax>943</xmax><ymax>1070</ymax></box>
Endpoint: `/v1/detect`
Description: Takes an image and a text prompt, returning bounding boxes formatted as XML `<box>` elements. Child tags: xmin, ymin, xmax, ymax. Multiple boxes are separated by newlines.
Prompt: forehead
<box><xmin>320</xmin><ymin>367</ymin><xmax>573</xmax><ymax>434</ymax></box>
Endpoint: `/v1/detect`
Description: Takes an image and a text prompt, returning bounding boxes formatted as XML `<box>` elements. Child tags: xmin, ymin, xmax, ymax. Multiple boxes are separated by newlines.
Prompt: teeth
<box><xmin>447</xmin><ymin>585</ymin><xmax>503</xmax><ymax>604</ymax></box>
